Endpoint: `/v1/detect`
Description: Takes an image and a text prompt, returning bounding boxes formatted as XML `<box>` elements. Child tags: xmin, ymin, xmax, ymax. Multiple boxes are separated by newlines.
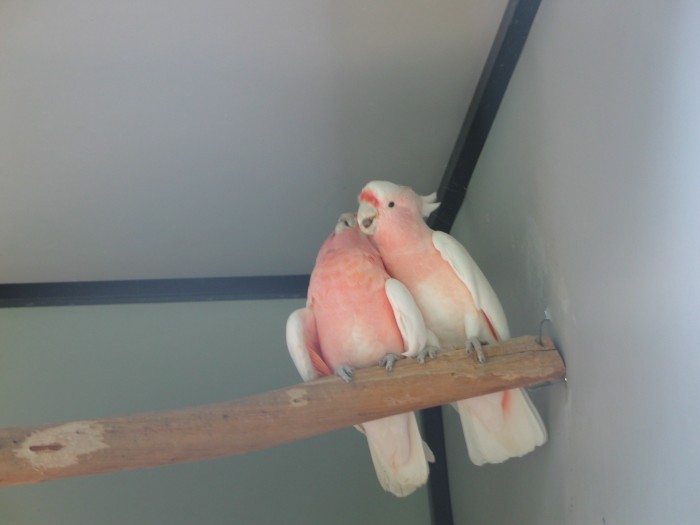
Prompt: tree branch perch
<box><xmin>0</xmin><ymin>335</ymin><xmax>564</xmax><ymax>486</ymax></box>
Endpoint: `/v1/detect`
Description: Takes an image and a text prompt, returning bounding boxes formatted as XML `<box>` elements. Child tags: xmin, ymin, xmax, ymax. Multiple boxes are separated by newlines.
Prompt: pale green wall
<box><xmin>444</xmin><ymin>0</ymin><xmax>700</xmax><ymax>523</ymax></box>
<box><xmin>0</xmin><ymin>300</ymin><xmax>431</xmax><ymax>524</ymax></box>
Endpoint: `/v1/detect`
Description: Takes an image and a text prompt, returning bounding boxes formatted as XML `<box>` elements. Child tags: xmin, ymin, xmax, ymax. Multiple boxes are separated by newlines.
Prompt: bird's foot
<box><xmin>379</xmin><ymin>353</ymin><xmax>403</xmax><ymax>373</ymax></box>
<box><xmin>466</xmin><ymin>337</ymin><xmax>486</xmax><ymax>364</ymax></box>
<box><xmin>335</xmin><ymin>364</ymin><xmax>354</xmax><ymax>383</ymax></box>
<box><xmin>415</xmin><ymin>345</ymin><xmax>439</xmax><ymax>364</ymax></box>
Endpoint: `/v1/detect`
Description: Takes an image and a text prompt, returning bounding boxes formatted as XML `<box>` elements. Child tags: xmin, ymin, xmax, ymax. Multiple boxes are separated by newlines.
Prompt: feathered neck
<box><xmin>371</xmin><ymin>211</ymin><xmax>434</xmax><ymax>256</ymax></box>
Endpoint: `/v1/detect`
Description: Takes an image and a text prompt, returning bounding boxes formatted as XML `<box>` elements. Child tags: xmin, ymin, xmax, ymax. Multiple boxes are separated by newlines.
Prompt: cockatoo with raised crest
<box><xmin>286</xmin><ymin>213</ymin><xmax>436</xmax><ymax>496</ymax></box>
<box><xmin>357</xmin><ymin>181</ymin><xmax>547</xmax><ymax>465</ymax></box>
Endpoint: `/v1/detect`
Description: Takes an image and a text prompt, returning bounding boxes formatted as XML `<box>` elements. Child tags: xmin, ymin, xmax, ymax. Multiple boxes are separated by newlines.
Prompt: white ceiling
<box><xmin>0</xmin><ymin>0</ymin><xmax>508</xmax><ymax>283</ymax></box>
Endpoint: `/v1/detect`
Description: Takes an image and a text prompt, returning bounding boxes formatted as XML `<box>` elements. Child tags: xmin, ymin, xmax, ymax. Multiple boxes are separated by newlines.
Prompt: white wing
<box><xmin>432</xmin><ymin>231</ymin><xmax>510</xmax><ymax>340</ymax></box>
<box><xmin>385</xmin><ymin>278</ymin><xmax>428</xmax><ymax>357</ymax></box>
<box><xmin>285</xmin><ymin>307</ymin><xmax>327</xmax><ymax>381</ymax></box>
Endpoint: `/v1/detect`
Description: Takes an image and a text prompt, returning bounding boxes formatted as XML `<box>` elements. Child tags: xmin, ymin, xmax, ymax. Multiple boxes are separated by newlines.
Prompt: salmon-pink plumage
<box><xmin>286</xmin><ymin>213</ymin><xmax>435</xmax><ymax>496</ymax></box>
<box><xmin>357</xmin><ymin>181</ymin><xmax>547</xmax><ymax>466</ymax></box>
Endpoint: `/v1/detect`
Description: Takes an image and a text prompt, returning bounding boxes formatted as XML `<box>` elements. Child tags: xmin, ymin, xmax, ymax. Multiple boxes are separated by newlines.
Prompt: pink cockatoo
<box><xmin>286</xmin><ymin>213</ymin><xmax>436</xmax><ymax>497</ymax></box>
<box><xmin>357</xmin><ymin>181</ymin><xmax>547</xmax><ymax>466</ymax></box>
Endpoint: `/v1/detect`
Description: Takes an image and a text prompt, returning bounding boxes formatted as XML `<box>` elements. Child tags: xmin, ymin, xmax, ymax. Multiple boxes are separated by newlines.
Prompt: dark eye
<box><xmin>388</xmin><ymin>201</ymin><xmax>395</xmax><ymax>208</ymax></box>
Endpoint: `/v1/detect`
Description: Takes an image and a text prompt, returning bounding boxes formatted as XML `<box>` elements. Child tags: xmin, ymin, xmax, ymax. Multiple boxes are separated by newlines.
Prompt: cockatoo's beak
<box><xmin>358</xmin><ymin>201</ymin><xmax>378</xmax><ymax>234</ymax></box>
<box><xmin>335</xmin><ymin>212</ymin><xmax>357</xmax><ymax>233</ymax></box>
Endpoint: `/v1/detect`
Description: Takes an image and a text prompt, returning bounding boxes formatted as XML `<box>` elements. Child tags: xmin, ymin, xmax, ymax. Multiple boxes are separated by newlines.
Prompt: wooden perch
<box><xmin>0</xmin><ymin>335</ymin><xmax>563</xmax><ymax>486</ymax></box>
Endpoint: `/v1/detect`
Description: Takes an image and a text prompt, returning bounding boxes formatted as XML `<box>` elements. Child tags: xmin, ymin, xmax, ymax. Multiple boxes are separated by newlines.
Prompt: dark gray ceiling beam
<box><xmin>430</xmin><ymin>0</ymin><xmax>542</xmax><ymax>234</ymax></box>
<box><xmin>0</xmin><ymin>275</ymin><xmax>309</xmax><ymax>307</ymax></box>
<box><xmin>423</xmin><ymin>2</ymin><xmax>541</xmax><ymax>525</ymax></box>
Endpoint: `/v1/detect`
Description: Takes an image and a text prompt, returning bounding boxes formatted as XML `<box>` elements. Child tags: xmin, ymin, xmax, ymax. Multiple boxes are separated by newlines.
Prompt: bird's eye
<box><xmin>388</xmin><ymin>201</ymin><xmax>395</xmax><ymax>208</ymax></box>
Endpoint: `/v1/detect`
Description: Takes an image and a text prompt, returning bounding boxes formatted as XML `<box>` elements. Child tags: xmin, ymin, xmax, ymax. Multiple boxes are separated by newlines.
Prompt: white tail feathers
<box><xmin>420</xmin><ymin>192</ymin><xmax>440</xmax><ymax>218</ymax></box>
<box><xmin>362</xmin><ymin>413</ymin><xmax>434</xmax><ymax>497</ymax></box>
<box><xmin>455</xmin><ymin>388</ymin><xmax>547</xmax><ymax>466</ymax></box>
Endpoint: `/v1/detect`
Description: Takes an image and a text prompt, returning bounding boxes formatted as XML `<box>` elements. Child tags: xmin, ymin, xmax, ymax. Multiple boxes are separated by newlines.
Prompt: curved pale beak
<box><xmin>357</xmin><ymin>201</ymin><xmax>378</xmax><ymax>235</ymax></box>
<box><xmin>335</xmin><ymin>212</ymin><xmax>357</xmax><ymax>232</ymax></box>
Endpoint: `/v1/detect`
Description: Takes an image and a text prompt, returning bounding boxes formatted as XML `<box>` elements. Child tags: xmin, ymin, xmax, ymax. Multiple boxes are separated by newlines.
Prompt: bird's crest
<box><xmin>361</xmin><ymin>181</ymin><xmax>441</xmax><ymax>218</ymax></box>
<box><xmin>420</xmin><ymin>192</ymin><xmax>440</xmax><ymax>218</ymax></box>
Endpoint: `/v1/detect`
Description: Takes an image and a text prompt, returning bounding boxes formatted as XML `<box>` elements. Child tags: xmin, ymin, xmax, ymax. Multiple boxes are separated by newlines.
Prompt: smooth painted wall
<box><xmin>444</xmin><ymin>1</ymin><xmax>700</xmax><ymax>523</ymax></box>
<box><xmin>0</xmin><ymin>0</ymin><xmax>506</xmax><ymax>282</ymax></box>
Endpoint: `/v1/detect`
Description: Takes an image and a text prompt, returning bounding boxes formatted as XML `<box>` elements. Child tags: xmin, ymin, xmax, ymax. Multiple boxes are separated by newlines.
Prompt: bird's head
<box><xmin>316</xmin><ymin>211</ymin><xmax>376</xmax><ymax>263</ymax></box>
<box><xmin>334</xmin><ymin>212</ymin><xmax>357</xmax><ymax>233</ymax></box>
<box><xmin>357</xmin><ymin>180</ymin><xmax>440</xmax><ymax>236</ymax></box>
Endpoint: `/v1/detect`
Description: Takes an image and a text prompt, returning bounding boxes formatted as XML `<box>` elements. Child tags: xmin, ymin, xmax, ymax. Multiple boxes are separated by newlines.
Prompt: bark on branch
<box><xmin>0</xmin><ymin>335</ymin><xmax>564</xmax><ymax>486</ymax></box>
